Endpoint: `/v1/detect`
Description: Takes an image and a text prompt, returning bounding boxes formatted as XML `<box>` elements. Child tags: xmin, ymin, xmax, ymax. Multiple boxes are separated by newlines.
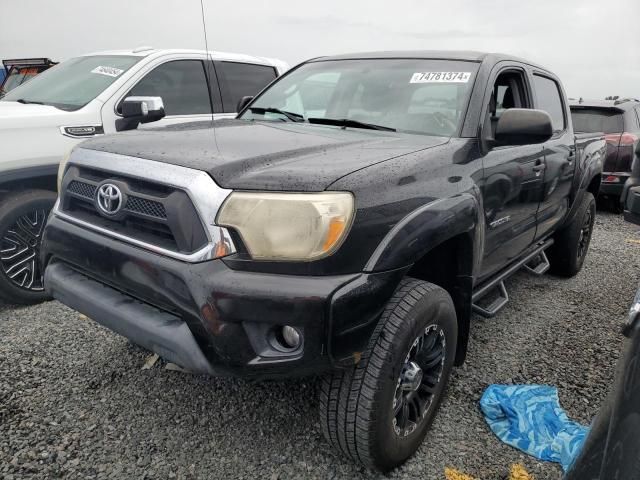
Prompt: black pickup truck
<box><xmin>42</xmin><ymin>51</ymin><xmax>605</xmax><ymax>471</ymax></box>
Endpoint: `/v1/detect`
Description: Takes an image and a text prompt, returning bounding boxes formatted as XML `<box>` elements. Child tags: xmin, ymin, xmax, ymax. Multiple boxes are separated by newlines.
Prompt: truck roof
<box><xmin>79</xmin><ymin>47</ymin><xmax>287</xmax><ymax>70</ymax></box>
<box><xmin>314</xmin><ymin>50</ymin><xmax>548</xmax><ymax>70</ymax></box>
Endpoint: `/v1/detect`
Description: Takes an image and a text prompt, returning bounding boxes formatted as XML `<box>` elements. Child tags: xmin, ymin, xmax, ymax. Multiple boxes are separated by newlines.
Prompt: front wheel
<box><xmin>0</xmin><ymin>189</ymin><xmax>57</xmax><ymax>305</ymax></box>
<box><xmin>319</xmin><ymin>278</ymin><xmax>457</xmax><ymax>471</ymax></box>
<box><xmin>548</xmin><ymin>192</ymin><xmax>596</xmax><ymax>277</ymax></box>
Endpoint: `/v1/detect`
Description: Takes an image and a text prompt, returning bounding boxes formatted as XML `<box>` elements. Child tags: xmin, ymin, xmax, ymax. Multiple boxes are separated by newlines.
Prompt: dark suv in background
<box><xmin>570</xmin><ymin>98</ymin><xmax>640</xmax><ymax>210</ymax></box>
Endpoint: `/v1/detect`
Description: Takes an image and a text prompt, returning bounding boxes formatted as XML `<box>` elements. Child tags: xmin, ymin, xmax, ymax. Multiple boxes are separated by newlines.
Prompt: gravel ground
<box><xmin>1</xmin><ymin>211</ymin><xmax>639</xmax><ymax>480</ymax></box>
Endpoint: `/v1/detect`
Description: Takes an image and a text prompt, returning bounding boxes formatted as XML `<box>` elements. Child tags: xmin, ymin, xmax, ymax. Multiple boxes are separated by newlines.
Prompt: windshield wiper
<box><xmin>307</xmin><ymin>117</ymin><xmax>396</xmax><ymax>132</ymax></box>
<box><xmin>248</xmin><ymin>107</ymin><xmax>305</xmax><ymax>122</ymax></box>
<box><xmin>15</xmin><ymin>98</ymin><xmax>45</xmax><ymax>105</ymax></box>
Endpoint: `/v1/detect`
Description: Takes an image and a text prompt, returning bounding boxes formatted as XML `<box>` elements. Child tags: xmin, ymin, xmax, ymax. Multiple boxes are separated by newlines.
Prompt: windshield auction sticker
<box><xmin>91</xmin><ymin>66</ymin><xmax>125</xmax><ymax>78</ymax></box>
<box><xmin>410</xmin><ymin>72</ymin><xmax>471</xmax><ymax>83</ymax></box>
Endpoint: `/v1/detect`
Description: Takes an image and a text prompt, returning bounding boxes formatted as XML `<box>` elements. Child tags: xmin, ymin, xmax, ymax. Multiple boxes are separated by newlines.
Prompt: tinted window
<box><xmin>241</xmin><ymin>59</ymin><xmax>479</xmax><ymax>137</ymax></box>
<box><xmin>571</xmin><ymin>108</ymin><xmax>624</xmax><ymax>134</ymax></box>
<box><xmin>533</xmin><ymin>75</ymin><xmax>565</xmax><ymax>131</ymax></box>
<box><xmin>1</xmin><ymin>55</ymin><xmax>141</xmax><ymax>111</ymax></box>
<box><xmin>127</xmin><ymin>60</ymin><xmax>211</xmax><ymax>115</ymax></box>
<box><xmin>1</xmin><ymin>66</ymin><xmax>45</xmax><ymax>94</ymax></box>
<box><xmin>218</xmin><ymin>62</ymin><xmax>277</xmax><ymax>112</ymax></box>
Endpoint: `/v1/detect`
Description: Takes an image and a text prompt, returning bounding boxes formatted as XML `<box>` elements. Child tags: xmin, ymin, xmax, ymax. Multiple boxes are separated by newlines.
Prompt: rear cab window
<box><xmin>571</xmin><ymin>108</ymin><xmax>624</xmax><ymax>134</ymax></box>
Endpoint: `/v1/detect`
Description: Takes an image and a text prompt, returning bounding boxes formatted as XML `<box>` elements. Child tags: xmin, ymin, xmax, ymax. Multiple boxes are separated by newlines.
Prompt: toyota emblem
<box><xmin>96</xmin><ymin>183</ymin><xmax>123</xmax><ymax>215</ymax></box>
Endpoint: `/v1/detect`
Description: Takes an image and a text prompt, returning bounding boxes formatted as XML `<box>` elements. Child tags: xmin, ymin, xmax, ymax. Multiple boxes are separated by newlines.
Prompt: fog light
<box><xmin>281</xmin><ymin>326</ymin><xmax>301</xmax><ymax>349</ymax></box>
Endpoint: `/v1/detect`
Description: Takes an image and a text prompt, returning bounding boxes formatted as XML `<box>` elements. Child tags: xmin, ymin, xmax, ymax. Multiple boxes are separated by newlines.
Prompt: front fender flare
<box><xmin>364</xmin><ymin>193</ymin><xmax>484</xmax><ymax>276</ymax></box>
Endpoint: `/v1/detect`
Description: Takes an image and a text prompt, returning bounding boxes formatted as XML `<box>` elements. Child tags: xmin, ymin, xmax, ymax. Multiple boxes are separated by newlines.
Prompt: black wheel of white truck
<box><xmin>0</xmin><ymin>190</ymin><xmax>57</xmax><ymax>304</ymax></box>
<box><xmin>548</xmin><ymin>192</ymin><xmax>596</xmax><ymax>277</ymax></box>
<box><xmin>319</xmin><ymin>278</ymin><xmax>457</xmax><ymax>471</ymax></box>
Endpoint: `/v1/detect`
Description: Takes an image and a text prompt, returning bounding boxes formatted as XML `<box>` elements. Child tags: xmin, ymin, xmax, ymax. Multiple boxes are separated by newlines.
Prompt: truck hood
<box><xmin>79</xmin><ymin>119</ymin><xmax>449</xmax><ymax>191</ymax></box>
<box><xmin>0</xmin><ymin>101</ymin><xmax>67</xmax><ymax>119</ymax></box>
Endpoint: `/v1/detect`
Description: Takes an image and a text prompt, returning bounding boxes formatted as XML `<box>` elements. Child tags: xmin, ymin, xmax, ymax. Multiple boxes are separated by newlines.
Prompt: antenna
<box><xmin>199</xmin><ymin>0</ymin><xmax>221</xmax><ymax>155</ymax></box>
<box><xmin>200</xmin><ymin>0</ymin><xmax>211</xmax><ymax>56</ymax></box>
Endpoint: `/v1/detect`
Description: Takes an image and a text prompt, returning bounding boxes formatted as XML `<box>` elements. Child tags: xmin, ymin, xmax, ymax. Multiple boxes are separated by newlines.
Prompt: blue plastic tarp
<box><xmin>480</xmin><ymin>384</ymin><xmax>589</xmax><ymax>471</ymax></box>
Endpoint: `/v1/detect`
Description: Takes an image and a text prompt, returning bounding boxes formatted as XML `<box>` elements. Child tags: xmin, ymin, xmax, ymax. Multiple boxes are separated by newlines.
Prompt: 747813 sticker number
<box><xmin>410</xmin><ymin>72</ymin><xmax>472</xmax><ymax>83</ymax></box>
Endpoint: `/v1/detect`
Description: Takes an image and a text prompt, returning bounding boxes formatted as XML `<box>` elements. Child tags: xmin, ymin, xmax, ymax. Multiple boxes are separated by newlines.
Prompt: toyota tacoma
<box><xmin>42</xmin><ymin>51</ymin><xmax>604</xmax><ymax>471</ymax></box>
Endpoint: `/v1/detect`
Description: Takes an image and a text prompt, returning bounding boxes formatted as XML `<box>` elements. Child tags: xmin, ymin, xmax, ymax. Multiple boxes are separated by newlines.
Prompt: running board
<box><xmin>524</xmin><ymin>250</ymin><xmax>551</xmax><ymax>276</ymax></box>
<box><xmin>472</xmin><ymin>281</ymin><xmax>508</xmax><ymax>318</ymax></box>
<box><xmin>472</xmin><ymin>239</ymin><xmax>554</xmax><ymax>318</ymax></box>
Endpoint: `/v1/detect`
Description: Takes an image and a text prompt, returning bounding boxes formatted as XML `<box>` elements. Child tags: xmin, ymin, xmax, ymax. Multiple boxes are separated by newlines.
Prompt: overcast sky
<box><xmin>1</xmin><ymin>0</ymin><xmax>639</xmax><ymax>98</ymax></box>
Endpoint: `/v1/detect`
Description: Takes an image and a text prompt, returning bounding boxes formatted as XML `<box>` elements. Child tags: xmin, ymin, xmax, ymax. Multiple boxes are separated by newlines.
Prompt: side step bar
<box><xmin>524</xmin><ymin>250</ymin><xmax>551</xmax><ymax>276</ymax></box>
<box><xmin>472</xmin><ymin>239</ymin><xmax>554</xmax><ymax>318</ymax></box>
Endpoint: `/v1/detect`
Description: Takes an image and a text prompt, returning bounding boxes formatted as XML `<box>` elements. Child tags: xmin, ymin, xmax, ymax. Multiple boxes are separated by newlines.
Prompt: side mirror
<box><xmin>494</xmin><ymin>108</ymin><xmax>554</xmax><ymax>147</ymax></box>
<box><xmin>236</xmin><ymin>95</ymin><xmax>253</xmax><ymax>114</ymax></box>
<box><xmin>115</xmin><ymin>96</ymin><xmax>165</xmax><ymax>132</ymax></box>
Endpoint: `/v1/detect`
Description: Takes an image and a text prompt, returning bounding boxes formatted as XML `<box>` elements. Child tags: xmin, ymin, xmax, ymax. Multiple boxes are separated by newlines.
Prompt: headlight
<box><xmin>216</xmin><ymin>192</ymin><xmax>354</xmax><ymax>261</ymax></box>
<box><xmin>57</xmin><ymin>149</ymin><xmax>73</xmax><ymax>193</ymax></box>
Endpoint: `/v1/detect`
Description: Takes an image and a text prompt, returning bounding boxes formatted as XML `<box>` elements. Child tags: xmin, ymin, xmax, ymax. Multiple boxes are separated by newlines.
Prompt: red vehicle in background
<box><xmin>570</xmin><ymin>98</ymin><xmax>640</xmax><ymax>211</ymax></box>
<box><xmin>0</xmin><ymin>58</ymin><xmax>57</xmax><ymax>97</ymax></box>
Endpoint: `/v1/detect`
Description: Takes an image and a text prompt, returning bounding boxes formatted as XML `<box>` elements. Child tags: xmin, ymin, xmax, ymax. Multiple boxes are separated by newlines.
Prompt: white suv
<box><xmin>0</xmin><ymin>47</ymin><xmax>288</xmax><ymax>303</ymax></box>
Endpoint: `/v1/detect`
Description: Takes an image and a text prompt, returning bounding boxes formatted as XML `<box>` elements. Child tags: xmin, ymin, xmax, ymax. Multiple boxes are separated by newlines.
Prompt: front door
<box><xmin>479</xmin><ymin>67</ymin><xmax>545</xmax><ymax>280</ymax></box>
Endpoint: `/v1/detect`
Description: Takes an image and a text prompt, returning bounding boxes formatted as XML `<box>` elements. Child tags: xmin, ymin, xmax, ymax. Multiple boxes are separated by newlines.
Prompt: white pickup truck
<box><xmin>0</xmin><ymin>47</ymin><xmax>288</xmax><ymax>303</ymax></box>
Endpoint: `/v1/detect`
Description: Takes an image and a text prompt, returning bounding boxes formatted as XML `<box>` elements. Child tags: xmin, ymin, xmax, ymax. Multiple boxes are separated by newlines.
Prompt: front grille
<box><xmin>68</xmin><ymin>180</ymin><xmax>96</xmax><ymax>199</ymax></box>
<box><xmin>61</xmin><ymin>167</ymin><xmax>208</xmax><ymax>254</ymax></box>
<box><xmin>68</xmin><ymin>180</ymin><xmax>167</xmax><ymax>220</ymax></box>
<box><xmin>125</xmin><ymin>196</ymin><xmax>166</xmax><ymax>219</ymax></box>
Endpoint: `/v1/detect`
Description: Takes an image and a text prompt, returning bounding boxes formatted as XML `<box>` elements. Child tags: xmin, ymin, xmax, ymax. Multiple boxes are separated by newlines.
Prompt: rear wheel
<box><xmin>548</xmin><ymin>192</ymin><xmax>596</xmax><ymax>277</ymax></box>
<box><xmin>0</xmin><ymin>190</ymin><xmax>57</xmax><ymax>304</ymax></box>
<box><xmin>319</xmin><ymin>278</ymin><xmax>457</xmax><ymax>471</ymax></box>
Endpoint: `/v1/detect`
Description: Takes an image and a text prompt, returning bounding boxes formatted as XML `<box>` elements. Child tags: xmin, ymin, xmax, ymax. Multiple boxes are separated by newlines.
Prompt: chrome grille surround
<box><xmin>54</xmin><ymin>148</ymin><xmax>236</xmax><ymax>263</ymax></box>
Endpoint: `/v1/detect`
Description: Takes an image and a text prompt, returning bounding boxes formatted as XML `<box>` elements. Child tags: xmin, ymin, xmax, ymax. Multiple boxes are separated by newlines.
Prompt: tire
<box><xmin>319</xmin><ymin>278</ymin><xmax>457</xmax><ymax>471</ymax></box>
<box><xmin>0</xmin><ymin>189</ymin><xmax>57</xmax><ymax>305</ymax></box>
<box><xmin>548</xmin><ymin>192</ymin><xmax>596</xmax><ymax>277</ymax></box>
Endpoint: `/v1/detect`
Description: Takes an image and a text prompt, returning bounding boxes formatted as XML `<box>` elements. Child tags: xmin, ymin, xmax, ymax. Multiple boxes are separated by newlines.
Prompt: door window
<box><xmin>533</xmin><ymin>75</ymin><xmax>565</xmax><ymax>132</ymax></box>
<box><xmin>484</xmin><ymin>70</ymin><xmax>530</xmax><ymax>139</ymax></box>
<box><xmin>217</xmin><ymin>62</ymin><xmax>277</xmax><ymax>112</ymax></box>
<box><xmin>125</xmin><ymin>60</ymin><xmax>212</xmax><ymax>116</ymax></box>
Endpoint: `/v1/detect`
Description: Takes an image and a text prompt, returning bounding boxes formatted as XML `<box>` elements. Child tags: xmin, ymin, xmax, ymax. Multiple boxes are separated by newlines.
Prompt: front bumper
<box><xmin>42</xmin><ymin>214</ymin><xmax>406</xmax><ymax>378</ymax></box>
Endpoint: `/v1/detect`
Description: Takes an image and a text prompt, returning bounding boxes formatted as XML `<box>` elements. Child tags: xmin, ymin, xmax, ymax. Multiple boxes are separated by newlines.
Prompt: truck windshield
<box><xmin>240</xmin><ymin>58</ymin><xmax>479</xmax><ymax>137</ymax></box>
<box><xmin>0</xmin><ymin>66</ymin><xmax>44</xmax><ymax>95</ymax></box>
<box><xmin>1</xmin><ymin>55</ymin><xmax>141</xmax><ymax>111</ymax></box>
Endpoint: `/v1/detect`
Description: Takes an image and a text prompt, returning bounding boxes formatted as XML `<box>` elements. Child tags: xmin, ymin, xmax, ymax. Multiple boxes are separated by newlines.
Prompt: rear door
<box><xmin>532</xmin><ymin>73</ymin><xmax>575</xmax><ymax>240</ymax></box>
<box><xmin>479</xmin><ymin>64</ymin><xmax>545</xmax><ymax>280</ymax></box>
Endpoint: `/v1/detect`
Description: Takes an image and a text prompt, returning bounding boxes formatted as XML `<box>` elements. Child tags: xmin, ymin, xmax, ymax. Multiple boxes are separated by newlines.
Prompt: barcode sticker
<box><xmin>91</xmin><ymin>66</ymin><xmax>124</xmax><ymax>78</ymax></box>
<box><xmin>410</xmin><ymin>72</ymin><xmax>471</xmax><ymax>83</ymax></box>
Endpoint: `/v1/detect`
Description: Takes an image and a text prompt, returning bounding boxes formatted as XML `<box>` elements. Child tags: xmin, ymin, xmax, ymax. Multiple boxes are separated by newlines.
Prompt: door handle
<box><xmin>532</xmin><ymin>164</ymin><xmax>546</xmax><ymax>172</ymax></box>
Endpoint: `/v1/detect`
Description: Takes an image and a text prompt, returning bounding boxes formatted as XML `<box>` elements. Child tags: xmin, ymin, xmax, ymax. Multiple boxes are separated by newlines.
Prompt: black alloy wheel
<box><xmin>0</xmin><ymin>189</ymin><xmax>57</xmax><ymax>305</ymax></box>
<box><xmin>576</xmin><ymin>207</ymin><xmax>592</xmax><ymax>262</ymax></box>
<box><xmin>392</xmin><ymin>324</ymin><xmax>446</xmax><ymax>437</ymax></box>
<box><xmin>1</xmin><ymin>209</ymin><xmax>47</xmax><ymax>292</ymax></box>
